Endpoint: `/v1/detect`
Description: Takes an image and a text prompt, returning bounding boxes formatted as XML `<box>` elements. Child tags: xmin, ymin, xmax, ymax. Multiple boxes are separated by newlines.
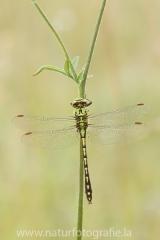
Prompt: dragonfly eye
<box><xmin>85</xmin><ymin>99</ymin><xmax>92</xmax><ymax>106</ymax></box>
<box><xmin>71</xmin><ymin>98</ymin><xmax>92</xmax><ymax>108</ymax></box>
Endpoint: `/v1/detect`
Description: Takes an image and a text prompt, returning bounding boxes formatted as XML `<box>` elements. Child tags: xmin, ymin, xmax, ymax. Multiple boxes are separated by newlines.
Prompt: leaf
<box><xmin>64</xmin><ymin>57</ymin><xmax>79</xmax><ymax>78</ymax></box>
<box><xmin>77</xmin><ymin>65</ymin><xmax>85</xmax><ymax>82</ymax></box>
<box><xmin>77</xmin><ymin>71</ymin><xmax>84</xmax><ymax>82</ymax></box>
<box><xmin>77</xmin><ymin>66</ymin><xmax>93</xmax><ymax>84</ymax></box>
<box><xmin>63</xmin><ymin>57</ymin><xmax>82</xmax><ymax>84</ymax></box>
<box><xmin>33</xmin><ymin>65</ymin><xmax>67</xmax><ymax>76</ymax></box>
<box><xmin>64</xmin><ymin>59</ymin><xmax>72</xmax><ymax>77</ymax></box>
<box><xmin>71</xmin><ymin>56</ymin><xmax>79</xmax><ymax>71</ymax></box>
<box><xmin>67</xmin><ymin>56</ymin><xmax>79</xmax><ymax>80</ymax></box>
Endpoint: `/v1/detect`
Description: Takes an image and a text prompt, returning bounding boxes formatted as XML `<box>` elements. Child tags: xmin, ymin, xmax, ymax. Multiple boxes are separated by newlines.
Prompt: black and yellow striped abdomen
<box><xmin>81</xmin><ymin>137</ymin><xmax>92</xmax><ymax>204</ymax></box>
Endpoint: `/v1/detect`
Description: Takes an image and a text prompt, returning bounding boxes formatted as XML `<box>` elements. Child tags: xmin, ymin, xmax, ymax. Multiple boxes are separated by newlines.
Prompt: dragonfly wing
<box><xmin>21</xmin><ymin>128</ymin><xmax>79</xmax><ymax>149</ymax></box>
<box><xmin>89</xmin><ymin>104</ymin><xmax>150</xmax><ymax>125</ymax></box>
<box><xmin>12</xmin><ymin>115</ymin><xmax>75</xmax><ymax>131</ymax></box>
<box><xmin>87</xmin><ymin>122</ymin><xmax>147</xmax><ymax>145</ymax></box>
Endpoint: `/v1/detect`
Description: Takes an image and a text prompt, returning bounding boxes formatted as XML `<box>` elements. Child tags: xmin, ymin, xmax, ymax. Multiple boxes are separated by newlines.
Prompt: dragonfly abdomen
<box><xmin>81</xmin><ymin>136</ymin><xmax>92</xmax><ymax>204</ymax></box>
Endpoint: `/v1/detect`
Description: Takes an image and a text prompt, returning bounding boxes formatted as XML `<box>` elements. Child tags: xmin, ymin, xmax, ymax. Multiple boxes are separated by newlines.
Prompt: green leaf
<box><xmin>64</xmin><ymin>56</ymin><xmax>80</xmax><ymax>80</ymax></box>
<box><xmin>64</xmin><ymin>59</ymin><xmax>72</xmax><ymax>77</ymax></box>
<box><xmin>77</xmin><ymin>71</ymin><xmax>84</xmax><ymax>82</ymax></box>
<box><xmin>71</xmin><ymin>56</ymin><xmax>79</xmax><ymax>71</ymax></box>
<box><xmin>77</xmin><ymin>64</ymin><xmax>93</xmax><ymax>84</ymax></box>
<box><xmin>77</xmin><ymin>65</ymin><xmax>85</xmax><ymax>82</ymax></box>
<box><xmin>33</xmin><ymin>65</ymin><xmax>67</xmax><ymax>76</ymax></box>
<box><xmin>68</xmin><ymin>64</ymin><xmax>75</xmax><ymax>79</ymax></box>
<box><xmin>67</xmin><ymin>56</ymin><xmax>79</xmax><ymax>80</ymax></box>
<box><xmin>64</xmin><ymin>59</ymin><xmax>78</xmax><ymax>82</ymax></box>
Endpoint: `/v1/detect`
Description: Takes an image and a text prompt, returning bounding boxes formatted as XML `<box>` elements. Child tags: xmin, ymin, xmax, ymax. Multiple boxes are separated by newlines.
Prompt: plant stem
<box><xmin>80</xmin><ymin>0</ymin><xmax>108</xmax><ymax>95</ymax></box>
<box><xmin>31</xmin><ymin>1</ymin><xmax>107</xmax><ymax>239</ymax></box>
<box><xmin>77</xmin><ymin>138</ymin><xmax>84</xmax><ymax>240</ymax></box>
<box><xmin>77</xmin><ymin>1</ymin><xmax>107</xmax><ymax>239</ymax></box>
<box><xmin>31</xmin><ymin>0</ymin><xmax>77</xmax><ymax>80</ymax></box>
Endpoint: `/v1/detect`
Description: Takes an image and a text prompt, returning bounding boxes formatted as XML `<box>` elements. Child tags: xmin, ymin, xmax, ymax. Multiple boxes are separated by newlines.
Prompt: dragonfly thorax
<box><xmin>75</xmin><ymin>107</ymin><xmax>87</xmax><ymax>118</ymax></box>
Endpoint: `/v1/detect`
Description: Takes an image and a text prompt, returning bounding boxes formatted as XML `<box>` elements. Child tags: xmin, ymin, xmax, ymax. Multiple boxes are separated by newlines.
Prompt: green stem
<box><xmin>31</xmin><ymin>0</ymin><xmax>77</xmax><ymax>81</ymax></box>
<box><xmin>80</xmin><ymin>0</ymin><xmax>108</xmax><ymax>95</ymax></box>
<box><xmin>31</xmin><ymin>1</ymin><xmax>107</xmax><ymax>239</ymax></box>
<box><xmin>77</xmin><ymin>138</ymin><xmax>84</xmax><ymax>240</ymax></box>
<box><xmin>77</xmin><ymin>1</ymin><xmax>107</xmax><ymax>239</ymax></box>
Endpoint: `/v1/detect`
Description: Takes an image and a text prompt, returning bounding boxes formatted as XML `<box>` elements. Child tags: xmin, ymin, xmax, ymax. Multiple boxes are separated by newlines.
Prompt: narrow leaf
<box><xmin>33</xmin><ymin>65</ymin><xmax>66</xmax><ymax>76</ymax></box>
<box><xmin>77</xmin><ymin>65</ymin><xmax>85</xmax><ymax>83</ymax></box>
<box><xmin>67</xmin><ymin>56</ymin><xmax>79</xmax><ymax>80</ymax></box>
<box><xmin>78</xmin><ymin>74</ymin><xmax>93</xmax><ymax>84</ymax></box>
<box><xmin>64</xmin><ymin>59</ymin><xmax>71</xmax><ymax>77</ymax></box>
<box><xmin>77</xmin><ymin>71</ymin><xmax>84</xmax><ymax>81</ymax></box>
<box><xmin>63</xmin><ymin>58</ymin><xmax>79</xmax><ymax>84</ymax></box>
<box><xmin>71</xmin><ymin>56</ymin><xmax>79</xmax><ymax>71</ymax></box>
<box><xmin>77</xmin><ymin>64</ymin><xmax>92</xmax><ymax>84</ymax></box>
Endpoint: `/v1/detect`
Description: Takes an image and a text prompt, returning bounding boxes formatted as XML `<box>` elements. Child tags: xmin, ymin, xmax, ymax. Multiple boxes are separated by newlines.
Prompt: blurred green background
<box><xmin>1</xmin><ymin>0</ymin><xmax>160</xmax><ymax>239</ymax></box>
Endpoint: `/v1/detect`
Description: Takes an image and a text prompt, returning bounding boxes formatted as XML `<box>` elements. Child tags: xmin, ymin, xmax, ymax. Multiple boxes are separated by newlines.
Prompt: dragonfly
<box><xmin>12</xmin><ymin>98</ymin><xmax>149</xmax><ymax>204</ymax></box>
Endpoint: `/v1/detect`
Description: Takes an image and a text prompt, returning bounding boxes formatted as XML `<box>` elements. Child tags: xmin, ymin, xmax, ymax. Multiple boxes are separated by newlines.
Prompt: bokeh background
<box><xmin>1</xmin><ymin>0</ymin><xmax>160</xmax><ymax>239</ymax></box>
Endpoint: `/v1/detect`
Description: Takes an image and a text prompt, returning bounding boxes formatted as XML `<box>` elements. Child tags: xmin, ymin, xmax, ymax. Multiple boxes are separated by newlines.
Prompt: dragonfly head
<box><xmin>70</xmin><ymin>98</ymin><xmax>92</xmax><ymax>108</ymax></box>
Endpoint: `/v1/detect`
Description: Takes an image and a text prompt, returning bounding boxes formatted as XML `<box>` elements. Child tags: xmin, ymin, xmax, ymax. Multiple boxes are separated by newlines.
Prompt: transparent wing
<box><xmin>21</xmin><ymin>128</ymin><xmax>79</xmax><ymax>149</ymax></box>
<box><xmin>12</xmin><ymin>115</ymin><xmax>75</xmax><ymax>131</ymax></box>
<box><xmin>88</xmin><ymin>104</ymin><xmax>150</xmax><ymax>126</ymax></box>
<box><xmin>87</xmin><ymin>122</ymin><xmax>147</xmax><ymax>145</ymax></box>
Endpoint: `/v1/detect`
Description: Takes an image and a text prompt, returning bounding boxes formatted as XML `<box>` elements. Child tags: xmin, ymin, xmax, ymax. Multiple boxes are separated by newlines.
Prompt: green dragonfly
<box><xmin>12</xmin><ymin>98</ymin><xmax>149</xmax><ymax>204</ymax></box>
